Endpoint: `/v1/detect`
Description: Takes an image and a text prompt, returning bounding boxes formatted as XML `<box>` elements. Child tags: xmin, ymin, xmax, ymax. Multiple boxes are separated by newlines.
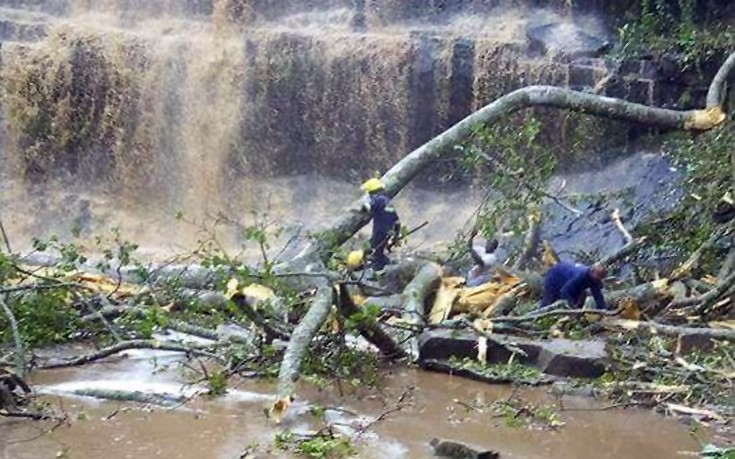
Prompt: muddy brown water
<box><xmin>0</xmin><ymin>345</ymin><xmax>704</xmax><ymax>459</ymax></box>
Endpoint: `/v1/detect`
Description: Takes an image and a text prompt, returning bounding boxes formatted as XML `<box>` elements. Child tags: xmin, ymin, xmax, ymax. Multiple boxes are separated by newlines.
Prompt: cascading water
<box><xmin>0</xmin><ymin>0</ymin><xmax>617</xmax><ymax>256</ymax></box>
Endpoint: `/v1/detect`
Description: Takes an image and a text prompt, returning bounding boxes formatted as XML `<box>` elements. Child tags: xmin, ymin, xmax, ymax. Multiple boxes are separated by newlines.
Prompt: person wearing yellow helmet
<box><xmin>361</xmin><ymin>178</ymin><xmax>401</xmax><ymax>271</ymax></box>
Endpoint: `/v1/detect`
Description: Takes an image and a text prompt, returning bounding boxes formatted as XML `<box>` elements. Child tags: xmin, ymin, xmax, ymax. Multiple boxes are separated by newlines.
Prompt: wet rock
<box><xmin>526</xmin><ymin>22</ymin><xmax>610</xmax><ymax>58</ymax></box>
<box><xmin>535</xmin><ymin>339</ymin><xmax>607</xmax><ymax>378</ymax></box>
<box><xmin>417</xmin><ymin>329</ymin><xmax>535</xmax><ymax>364</ymax></box>
<box><xmin>429</xmin><ymin>438</ymin><xmax>499</xmax><ymax>459</ymax></box>
<box><xmin>418</xmin><ymin>330</ymin><xmax>608</xmax><ymax>378</ymax></box>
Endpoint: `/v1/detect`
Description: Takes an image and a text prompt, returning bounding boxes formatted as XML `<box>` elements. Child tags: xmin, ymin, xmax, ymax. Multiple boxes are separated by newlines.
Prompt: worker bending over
<box><xmin>541</xmin><ymin>261</ymin><xmax>607</xmax><ymax>310</ymax></box>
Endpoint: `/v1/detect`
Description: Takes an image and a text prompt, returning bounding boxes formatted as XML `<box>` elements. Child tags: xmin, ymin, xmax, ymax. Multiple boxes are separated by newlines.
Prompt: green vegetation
<box><xmin>275</xmin><ymin>430</ymin><xmax>357</xmax><ymax>459</ymax></box>
<box><xmin>616</xmin><ymin>0</ymin><xmax>734</xmax><ymax>71</ymax></box>
<box><xmin>635</xmin><ymin>123</ymin><xmax>734</xmax><ymax>276</ymax></box>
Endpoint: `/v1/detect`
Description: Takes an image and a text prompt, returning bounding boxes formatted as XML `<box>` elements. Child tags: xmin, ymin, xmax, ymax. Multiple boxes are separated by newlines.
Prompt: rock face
<box><xmin>418</xmin><ymin>329</ymin><xmax>608</xmax><ymax>379</ymax></box>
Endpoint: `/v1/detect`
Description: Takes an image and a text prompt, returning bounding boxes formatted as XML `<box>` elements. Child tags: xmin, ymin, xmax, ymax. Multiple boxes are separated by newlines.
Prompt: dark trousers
<box><xmin>370</xmin><ymin>234</ymin><xmax>391</xmax><ymax>271</ymax></box>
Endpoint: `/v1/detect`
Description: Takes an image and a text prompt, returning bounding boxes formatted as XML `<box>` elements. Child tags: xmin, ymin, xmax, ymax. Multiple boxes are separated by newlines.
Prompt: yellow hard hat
<box><xmin>361</xmin><ymin>178</ymin><xmax>384</xmax><ymax>193</ymax></box>
<box><xmin>346</xmin><ymin>250</ymin><xmax>364</xmax><ymax>269</ymax></box>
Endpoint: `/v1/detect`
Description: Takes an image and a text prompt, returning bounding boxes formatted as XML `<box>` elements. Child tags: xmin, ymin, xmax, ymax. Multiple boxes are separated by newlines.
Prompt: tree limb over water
<box><xmin>300</xmin><ymin>51</ymin><xmax>734</xmax><ymax>261</ymax></box>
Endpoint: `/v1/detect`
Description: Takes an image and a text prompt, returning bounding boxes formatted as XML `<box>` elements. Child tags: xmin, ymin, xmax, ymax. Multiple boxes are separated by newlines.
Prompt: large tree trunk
<box><xmin>298</xmin><ymin>52</ymin><xmax>734</xmax><ymax>262</ymax></box>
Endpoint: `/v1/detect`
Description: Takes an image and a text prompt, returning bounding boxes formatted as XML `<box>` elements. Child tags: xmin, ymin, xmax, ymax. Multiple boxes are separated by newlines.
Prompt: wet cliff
<box><xmin>0</xmin><ymin>0</ymin><xmax>728</xmax><ymax>250</ymax></box>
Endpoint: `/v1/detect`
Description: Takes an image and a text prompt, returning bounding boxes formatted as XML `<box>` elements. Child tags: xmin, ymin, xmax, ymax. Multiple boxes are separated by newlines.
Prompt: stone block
<box><xmin>534</xmin><ymin>339</ymin><xmax>607</xmax><ymax>378</ymax></box>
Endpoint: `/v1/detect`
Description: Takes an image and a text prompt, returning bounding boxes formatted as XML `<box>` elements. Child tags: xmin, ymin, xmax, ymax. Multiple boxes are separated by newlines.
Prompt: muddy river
<box><xmin>0</xmin><ymin>341</ymin><xmax>704</xmax><ymax>459</ymax></box>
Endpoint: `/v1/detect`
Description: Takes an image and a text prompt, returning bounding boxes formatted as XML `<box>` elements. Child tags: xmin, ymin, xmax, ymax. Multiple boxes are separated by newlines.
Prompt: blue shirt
<box><xmin>368</xmin><ymin>194</ymin><xmax>400</xmax><ymax>245</ymax></box>
<box><xmin>543</xmin><ymin>261</ymin><xmax>606</xmax><ymax>309</ymax></box>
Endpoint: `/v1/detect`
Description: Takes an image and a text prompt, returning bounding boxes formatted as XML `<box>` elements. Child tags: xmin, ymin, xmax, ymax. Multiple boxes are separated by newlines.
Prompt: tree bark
<box><xmin>402</xmin><ymin>262</ymin><xmax>442</xmax><ymax>325</ymax></box>
<box><xmin>273</xmin><ymin>287</ymin><xmax>333</xmax><ymax>403</ymax></box>
<box><xmin>707</xmin><ymin>51</ymin><xmax>735</xmax><ymax>108</ymax></box>
<box><xmin>0</xmin><ymin>297</ymin><xmax>25</xmax><ymax>378</ymax></box>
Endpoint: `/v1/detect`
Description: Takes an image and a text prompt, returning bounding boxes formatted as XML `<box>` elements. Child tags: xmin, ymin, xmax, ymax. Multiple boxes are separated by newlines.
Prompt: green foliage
<box><xmin>302</xmin><ymin>333</ymin><xmax>382</xmax><ymax>390</ymax></box>
<box><xmin>1</xmin><ymin>287</ymin><xmax>82</xmax><ymax>347</ymax></box>
<box><xmin>448</xmin><ymin>113</ymin><xmax>557</xmax><ymax>262</ymax></box>
<box><xmin>275</xmin><ymin>430</ymin><xmax>357</xmax><ymax>459</ymax></box>
<box><xmin>601</xmin><ymin>333</ymin><xmax>733</xmax><ymax>410</ymax></box>
<box><xmin>617</xmin><ymin>0</ymin><xmax>734</xmax><ymax>71</ymax></box>
<box><xmin>448</xmin><ymin>356</ymin><xmax>545</xmax><ymax>383</ymax></box>
<box><xmin>204</xmin><ymin>370</ymin><xmax>229</xmax><ymax>397</ymax></box>
<box><xmin>343</xmin><ymin>303</ymin><xmax>382</xmax><ymax>330</ymax></box>
<box><xmin>635</xmin><ymin>124</ymin><xmax>734</xmax><ymax>275</ymax></box>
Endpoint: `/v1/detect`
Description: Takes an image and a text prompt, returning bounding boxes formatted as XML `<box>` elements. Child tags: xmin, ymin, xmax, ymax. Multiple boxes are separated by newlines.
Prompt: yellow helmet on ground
<box><xmin>361</xmin><ymin>178</ymin><xmax>384</xmax><ymax>193</ymax></box>
<box><xmin>346</xmin><ymin>250</ymin><xmax>365</xmax><ymax>269</ymax></box>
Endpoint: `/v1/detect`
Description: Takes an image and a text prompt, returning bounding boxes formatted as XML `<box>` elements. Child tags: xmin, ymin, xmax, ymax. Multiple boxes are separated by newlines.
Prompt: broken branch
<box><xmin>38</xmin><ymin>340</ymin><xmax>223</xmax><ymax>369</ymax></box>
<box><xmin>337</xmin><ymin>283</ymin><xmax>406</xmax><ymax>359</ymax></box>
<box><xmin>0</xmin><ymin>297</ymin><xmax>26</xmax><ymax>378</ymax></box>
<box><xmin>273</xmin><ymin>286</ymin><xmax>334</xmax><ymax>412</ymax></box>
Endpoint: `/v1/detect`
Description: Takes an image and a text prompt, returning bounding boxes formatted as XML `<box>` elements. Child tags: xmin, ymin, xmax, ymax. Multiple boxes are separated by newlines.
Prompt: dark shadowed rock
<box><xmin>430</xmin><ymin>437</ymin><xmax>500</xmax><ymax>459</ymax></box>
<box><xmin>535</xmin><ymin>339</ymin><xmax>607</xmax><ymax>378</ymax></box>
<box><xmin>418</xmin><ymin>330</ymin><xmax>608</xmax><ymax>379</ymax></box>
<box><xmin>417</xmin><ymin>329</ymin><xmax>537</xmax><ymax>364</ymax></box>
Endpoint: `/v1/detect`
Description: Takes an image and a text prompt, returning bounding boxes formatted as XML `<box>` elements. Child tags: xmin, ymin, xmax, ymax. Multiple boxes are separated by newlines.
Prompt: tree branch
<box><xmin>513</xmin><ymin>209</ymin><xmax>542</xmax><ymax>270</ymax></box>
<box><xmin>707</xmin><ymin>51</ymin><xmax>735</xmax><ymax>108</ymax></box>
<box><xmin>0</xmin><ymin>297</ymin><xmax>26</xmax><ymax>378</ymax></box>
<box><xmin>38</xmin><ymin>340</ymin><xmax>222</xmax><ymax>369</ymax></box>
<box><xmin>299</xmin><ymin>78</ymin><xmax>726</xmax><ymax>261</ymax></box>
<box><xmin>611</xmin><ymin>208</ymin><xmax>633</xmax><ymax>245</ymax></box>
<box><xmin>273</xmin><ymin>286</ymin><xmax>333</xmax><ymax>408</ymax></box>
<box><xmin>337</xmin><ymin>283</ymin><xmax>407</xmax><ymax>359</ymax></box>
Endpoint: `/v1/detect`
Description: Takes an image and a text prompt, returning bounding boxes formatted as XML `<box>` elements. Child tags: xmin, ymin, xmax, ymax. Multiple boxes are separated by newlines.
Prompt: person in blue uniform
<box><xmin>541</xmin><ymin>261</ymin><xmax>607</xmax><ymax>309</ymax></box>
<box><xmin>361</xmin><ymin>178</ymin><xmax>401</xmax><ymax>271</ymax></box>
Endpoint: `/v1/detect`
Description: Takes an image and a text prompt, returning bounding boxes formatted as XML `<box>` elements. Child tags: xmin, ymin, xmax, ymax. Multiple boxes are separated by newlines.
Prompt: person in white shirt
<box><xmin>466</xmin><ymin>228</ymin><xmax>499</xmax><ymax>287</ymax></box>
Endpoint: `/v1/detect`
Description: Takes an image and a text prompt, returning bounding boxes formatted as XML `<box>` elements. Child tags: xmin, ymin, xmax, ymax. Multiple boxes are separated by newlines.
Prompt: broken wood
<box><xmin>402</xmin><ymin>262</ymin><xmax>442</xmax><ymax>325</ymax></box>
<box><xmin>271</xmin><ymin>286</ymin><xmax>333</xmax><ymax>421</ymax></box>
<box><xmin>337</xmin><ymin>283</ymin><xmax>406</xmax><ymax>359</ymax></box>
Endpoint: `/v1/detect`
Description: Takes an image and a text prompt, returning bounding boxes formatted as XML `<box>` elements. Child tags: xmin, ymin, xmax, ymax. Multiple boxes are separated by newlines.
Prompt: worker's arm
<box><xmin>468</xmin><ymin>229</ymin><xmax>486</xmax><ymax>268</ymax></box>
<box><xmin>590</xmin><ymin>282</ymin><xmax>607</xmax><ymax>310</ymax></box>
<box><xmin>559</xmin><ymin>273</ymin><xmax>585</xmax><ymax>306</ymax></box>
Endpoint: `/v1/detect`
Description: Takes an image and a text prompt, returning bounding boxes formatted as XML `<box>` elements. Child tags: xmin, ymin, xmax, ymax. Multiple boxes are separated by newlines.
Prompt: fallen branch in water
<box><xmin>271</xmin><ymin>286</ymin><xmax>334</xmax><ymax>421</ymax></box>
<box><xmin>420</xmin><ymin>359</ymin><xmax>555</xmax><ymax>386</ymax></box>
<box><xmin>0</xmin><ymin>297</ymin><xmax>26</xmax><ymax>378</ymax></box>
<box><xmin>68</xmin><ymin>388</ymin><xmax>188</xmax><ymax>407</ymax></box>
<box><xmin>354</xmin><ymin>386</ymin><xmax>414</xmax><ymax>440</ymax></box>
<box><xmin>81</xmin><ymin>304</ymin><xmax>254</xmax><ymax>346</ymax></box>
<box><xmin>0</xmin><ymin>409</ymin><xmax>52</xmax><ymax>420</ymax></box>
<box><xmin>38</xmin><ymin>340</ymin><xmax>223</xmax><ymax>369</ymax></box>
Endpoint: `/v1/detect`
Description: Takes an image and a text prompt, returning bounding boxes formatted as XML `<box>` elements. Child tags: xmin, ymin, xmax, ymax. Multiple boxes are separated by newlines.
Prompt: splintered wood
<box><xmin>429</xmin><ymin>270</ymin><xmax>525</xmax><ymax>324</ymax></box>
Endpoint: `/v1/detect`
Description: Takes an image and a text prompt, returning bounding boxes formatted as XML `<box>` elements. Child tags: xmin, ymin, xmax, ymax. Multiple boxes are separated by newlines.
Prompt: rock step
<box><xmin>418</xmin><ymin>329</ymin><xmax>608</xmax><ymax>379</ymax></box>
